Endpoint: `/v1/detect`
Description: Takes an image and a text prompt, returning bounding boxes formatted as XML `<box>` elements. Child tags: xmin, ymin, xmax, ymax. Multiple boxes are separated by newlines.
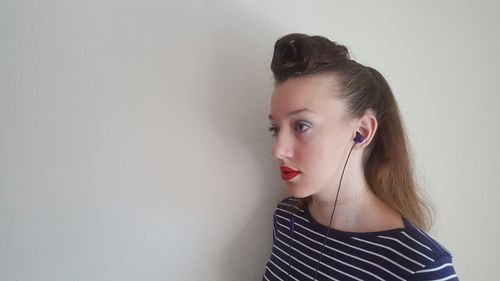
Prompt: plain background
<box><xmin>1</xmin><ymin>0</ymin><xmax>499</xmax><ymax>280</ymax></box>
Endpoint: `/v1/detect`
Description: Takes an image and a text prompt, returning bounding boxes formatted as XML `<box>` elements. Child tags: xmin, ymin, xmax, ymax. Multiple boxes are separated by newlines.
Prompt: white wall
<box><xmin>1</xmin><ymin>1</ymin><xmax>498</xmax><ymax>280</ymax></box>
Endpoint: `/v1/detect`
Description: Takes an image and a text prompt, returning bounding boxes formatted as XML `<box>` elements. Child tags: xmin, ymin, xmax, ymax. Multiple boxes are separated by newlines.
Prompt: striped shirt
<box><xmin>262</xmin><ymin>197</ymin><xmax>458</xmax><ymax>281</ymax></box>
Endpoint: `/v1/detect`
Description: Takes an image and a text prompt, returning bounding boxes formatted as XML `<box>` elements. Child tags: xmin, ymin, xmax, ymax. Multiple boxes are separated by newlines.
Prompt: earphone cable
<box><xmin>286</xmin><ymin>141</ymin><xmax>357</xmax><ymax>281</ymax></box>
<box><xmin>311</xmin><ymin>142</ymin><xmax>356</xmax><ymax>280</ymax></box>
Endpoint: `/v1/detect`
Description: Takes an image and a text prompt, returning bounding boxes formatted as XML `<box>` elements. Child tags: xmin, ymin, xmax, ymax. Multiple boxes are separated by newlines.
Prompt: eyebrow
<box><xmin>268</xmin><ymin>108</ymin><xmax>316</xmax><ymax>120</ymax></box>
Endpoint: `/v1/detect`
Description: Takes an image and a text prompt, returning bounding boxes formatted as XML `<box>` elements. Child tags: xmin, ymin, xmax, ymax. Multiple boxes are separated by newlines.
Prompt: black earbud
<box><xmin>353</xmin><ymin>131</ymin><xmax>364</xmax><ymax>144</ymax></box>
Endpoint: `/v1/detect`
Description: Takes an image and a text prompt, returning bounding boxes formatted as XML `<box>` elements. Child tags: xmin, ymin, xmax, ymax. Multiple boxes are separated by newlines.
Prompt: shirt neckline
<box><xmin>301</xmin><ymin>201</ymin><xmax>411</xmax><ymax>237</ymax></box>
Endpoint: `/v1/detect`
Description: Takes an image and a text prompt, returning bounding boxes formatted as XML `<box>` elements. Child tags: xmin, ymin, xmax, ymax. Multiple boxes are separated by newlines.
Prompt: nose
<box><xmin>272</xmin><ymin>129</ymin><xmax>294</xmax><ymax>160</ymax></box>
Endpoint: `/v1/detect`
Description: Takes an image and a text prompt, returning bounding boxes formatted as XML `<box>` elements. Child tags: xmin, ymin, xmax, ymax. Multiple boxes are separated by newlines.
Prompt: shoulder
<box><xmin>401</xmin><ymin>221</ymin><xmax>459</xmax><ymax>280</ymax></box>
<box><xmin>402</xmin><ymin>220</ymin><xmax>453</xmax><ymax>259</ymax></box>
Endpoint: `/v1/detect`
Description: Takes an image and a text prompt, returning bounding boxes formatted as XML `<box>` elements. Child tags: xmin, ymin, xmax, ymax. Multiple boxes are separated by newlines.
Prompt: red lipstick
<box><xmin>280</xmin><ymin>166</ymin><xmax>301</xmax><ymax>181</ymax></box>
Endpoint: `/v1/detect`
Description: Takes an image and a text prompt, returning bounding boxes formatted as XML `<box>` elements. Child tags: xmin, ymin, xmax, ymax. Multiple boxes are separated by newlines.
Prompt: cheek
<box><xmin>301</xmin><ymin>142</ymin><xmax>339</xmax><ymax>169</ymax></box>
<box><xmin>301</xmin><ymin>139</ymin><xmax>344</xmax><ymax>175</ymax></box>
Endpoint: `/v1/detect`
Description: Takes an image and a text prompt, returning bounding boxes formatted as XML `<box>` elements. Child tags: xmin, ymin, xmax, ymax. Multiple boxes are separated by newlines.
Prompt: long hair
<box><xmin>270</xmin><ymin>33</ymin><xmax>434</xmax><ymax>230</ymax></box>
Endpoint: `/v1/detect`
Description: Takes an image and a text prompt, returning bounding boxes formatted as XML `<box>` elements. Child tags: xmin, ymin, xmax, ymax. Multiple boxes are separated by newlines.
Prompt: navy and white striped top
<box><xmin>262</xmin><ymin>197</ymin><xmax>458</xmax><ymax>281</ymax></box>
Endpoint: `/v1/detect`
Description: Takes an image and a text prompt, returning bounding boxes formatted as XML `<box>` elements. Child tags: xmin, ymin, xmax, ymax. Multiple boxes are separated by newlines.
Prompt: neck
<box><xmin>311</xmin><ymin>187</ymin><xmax>369</xmax><ymax>207</ymax></box>
<box><xmin>305</xmin><ymin>142</ymin><xmax>404</xmax><ymax>232</ymax></box>
<box><xmin>307</xmin><ymin>149</ymin><xmax>380</xmax><ymax>231</ymax></box>
<box><xmin>309</xmin><ymin>150</ymin><xmax>370</xmax><ymax>211</ymax></box>
<box><xmin>307</xmin><ymin>180</ymin><xmax>404</xmax><ymax>232</ymax></box>
<box><xmin>308</xmin><ymin>186</ymin><xmax>378</xmax><ymax>232</ymax></box>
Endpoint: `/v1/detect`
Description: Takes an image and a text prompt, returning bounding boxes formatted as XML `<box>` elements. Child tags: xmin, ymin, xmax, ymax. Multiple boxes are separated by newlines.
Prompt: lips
<box><xmin>280</xmin><ymin>166</ymin><xmax>301</xmax><ymax>181</ymax></box>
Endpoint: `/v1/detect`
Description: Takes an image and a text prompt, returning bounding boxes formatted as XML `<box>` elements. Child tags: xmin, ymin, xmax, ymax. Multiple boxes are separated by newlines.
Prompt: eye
<box><xmin>295</xmin><ymin>122</ymin><xmax>311</xmax><ymax>134</ymax></box>
<box><xmin>268</xmin><ymin>126</ymin><xmax>279</xmax><ymax>138</ymax></box>
<box><xmin>268</xmin><ymin>122</ymin><xmax>311</xmax><ymax>138</ymax></box>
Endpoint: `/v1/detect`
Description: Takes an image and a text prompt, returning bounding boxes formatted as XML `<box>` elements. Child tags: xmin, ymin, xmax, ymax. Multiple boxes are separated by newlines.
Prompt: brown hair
<box><xmin>270</xmin><ymin>33</ymin><xmax>434</xmax><ymax>230</ymax></box>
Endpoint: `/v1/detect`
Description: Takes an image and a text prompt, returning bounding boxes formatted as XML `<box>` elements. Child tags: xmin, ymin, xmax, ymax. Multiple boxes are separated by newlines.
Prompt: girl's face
<box><xmin>268</xmin><ymin>75</ymin><xmax>356</xmax><ymax>198</ymax></box>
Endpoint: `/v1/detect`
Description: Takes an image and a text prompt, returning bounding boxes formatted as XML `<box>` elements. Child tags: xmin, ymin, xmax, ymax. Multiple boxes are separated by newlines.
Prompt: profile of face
<box><xmin>268</xmin><ymin>75</ymin><xmax>358</xmax><ymax>198</ymax></box>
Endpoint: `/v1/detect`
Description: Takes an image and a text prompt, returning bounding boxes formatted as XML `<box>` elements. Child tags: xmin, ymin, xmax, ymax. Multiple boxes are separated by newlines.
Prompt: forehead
<box><xmin>269</xmin><ymin>76</ymin><xmax>345</xmax><ymax>120</ymax></box>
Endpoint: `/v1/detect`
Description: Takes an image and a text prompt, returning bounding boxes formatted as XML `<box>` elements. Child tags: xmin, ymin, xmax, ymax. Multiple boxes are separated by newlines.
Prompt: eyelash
<box><xmin>268</xmin><ymin>122</ymin><xmax>311</xmax><ymax>138</ymax></box>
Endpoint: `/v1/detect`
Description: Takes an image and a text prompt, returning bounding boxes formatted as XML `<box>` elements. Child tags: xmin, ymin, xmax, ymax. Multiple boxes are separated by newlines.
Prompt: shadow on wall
<box><xmin>198</xmin><ymin>5</ymin><xmax>287</xmax><ymax>281</ymax></box>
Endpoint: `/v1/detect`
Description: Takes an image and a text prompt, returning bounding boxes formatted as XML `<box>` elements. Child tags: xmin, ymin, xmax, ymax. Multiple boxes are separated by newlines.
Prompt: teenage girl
<box><xmin>262</xmin><ymin>33</ymin><xmax>458</xmax><ymax>281</ymax></box>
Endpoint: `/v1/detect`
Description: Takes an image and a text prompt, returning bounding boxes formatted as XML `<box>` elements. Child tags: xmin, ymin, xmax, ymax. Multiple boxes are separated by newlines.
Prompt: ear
<box><xmin>355</xmin><ymin>113</ymin><xmax>378</xmax><ymax>148</ymax></box>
